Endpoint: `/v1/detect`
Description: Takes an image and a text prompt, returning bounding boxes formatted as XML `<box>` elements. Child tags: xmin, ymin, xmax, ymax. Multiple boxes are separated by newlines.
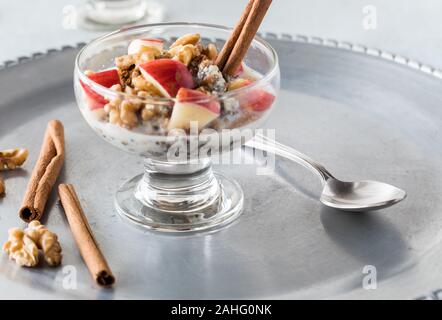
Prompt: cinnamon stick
<box><xmin>0</xmin><ymin>177</ymin><xmax>5</xmax><ymax>196</ymax></box>
<box><xmin>19</xmin><ymin>120</ymin><xmax>65</xmax><ymax>222</ymax></box>
<box><xmin>222</xmin><ymin>0</ymin><xmax>273</xmax><ymax>76</ymax></box>
<box><xmin>58</xmin><ymin>184</ymin><xmax>115</xmax><ymax>287</ymax></box>
<box><xmin>216</xmin><ymin>0</ymin><xmax>255</xmax><ymax>71</ymax></box>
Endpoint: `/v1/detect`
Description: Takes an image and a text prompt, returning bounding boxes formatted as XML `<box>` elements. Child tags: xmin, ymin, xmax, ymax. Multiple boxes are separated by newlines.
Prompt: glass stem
<box><xmin>135</xmin><ymin>158</ymin><xmax>221</xmax><ymax>214</ymax></box>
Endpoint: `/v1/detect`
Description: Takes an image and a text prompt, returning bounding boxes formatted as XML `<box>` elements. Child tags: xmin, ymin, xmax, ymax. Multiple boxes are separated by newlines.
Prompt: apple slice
<box><xmin>127</xmin><ymin>38</ymin><xmax>164</xmax><ymax>55</ymax></box>
<box><xmin>80</xmin><ymin>69</ymin><xmax>121</xmax><ymax>110</ymax></box>
<box><xmin>139</xmin><ymin>59</ymin><xmax>194</xmax><ymax>98</ymax></box>
<box><xmin>238</xmin><ymin>89</ymin><xmax>275</xmax><ymax>112</ymax></box>
<box><xmin>233</xmin><ymin>63</ymin><xmax>244</xmax><ymax>77</ymax></box>
<box><xmin>227</xmin><ymin>78</ymin><xmax>252</xmax><ymax>91</ymax></box>
<box><xmin>168</xmin><ymin>88</ymin><xmax>220</xmax><ymax>130</ymax></box>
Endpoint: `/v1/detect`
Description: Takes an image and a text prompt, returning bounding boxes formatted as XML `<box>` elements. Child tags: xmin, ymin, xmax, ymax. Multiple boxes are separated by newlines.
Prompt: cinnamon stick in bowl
<box><xmin>217</xmin><ymin>0</ymin><xmax>273</xmax><ymax>77</ymax></box>
<box><xmin>19</xmin><ymin>120</ymin><xmax>65</xmax><ymax>222</ymax></box>
<box><xmin>216</xmin><ymin>0</ymin><xmax>256</xmax><ymax>71</ymax></box>
<box><xmin>58</xmin><ymin>184</ymin><xmax>115</xmax><ymax>287</ymax></box>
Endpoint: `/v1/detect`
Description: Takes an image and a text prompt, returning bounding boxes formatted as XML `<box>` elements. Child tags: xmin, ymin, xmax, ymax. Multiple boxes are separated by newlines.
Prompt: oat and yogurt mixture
<box><xmin>80</xmin><ymin>33</ymin><xmax>275</xmax><ymax>135</ymax></box>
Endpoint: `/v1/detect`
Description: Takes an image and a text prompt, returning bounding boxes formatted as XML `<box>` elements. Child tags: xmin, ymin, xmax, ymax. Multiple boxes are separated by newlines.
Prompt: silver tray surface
<box><xmin>0</xmin><ymin>35</ymin><xmax>442</xmax><ymax>299</ymax></box>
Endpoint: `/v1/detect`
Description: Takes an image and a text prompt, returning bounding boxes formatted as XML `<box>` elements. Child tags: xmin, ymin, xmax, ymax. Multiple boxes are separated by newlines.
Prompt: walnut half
<box><xmin>170</xmin><ymin>33</ymin><xmax>200</xmax><ymax>48</ymax></box>
<box><xmin>2</xmin><ymin>221</ymin><xmax>62</xmax><ymax>267</ymax></box>
<box><xmin>3</xmin><ymin>228</ymin><xmax>39</xmax><ymax>267</ymax></box>
<box><xmin>0</xmin><ymin>148</ymin><xmax>29</xmax><ymax>171</ymax></box>
<box><xmin>25</xmin><ymin>221</ymin><xmax>62</xmax><ymax>267</ymax></box>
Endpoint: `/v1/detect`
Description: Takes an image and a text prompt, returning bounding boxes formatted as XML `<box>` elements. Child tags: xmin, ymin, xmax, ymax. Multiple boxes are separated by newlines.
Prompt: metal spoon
<box><xmin>246</xmin><ymin>134</ymin><xmax>406</xmax><ymax>211</ymax></box>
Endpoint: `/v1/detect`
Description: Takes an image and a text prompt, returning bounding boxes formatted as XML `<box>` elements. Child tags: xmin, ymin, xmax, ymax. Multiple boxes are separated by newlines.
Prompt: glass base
<box><xmin>115</xmin><ymin>171</ymin><xmax>244</xmax><ymax>233</ymax></box>
<box><xmin>77</xmin><ymin>0</ymin><xmax>165</xmax><ymax>31</ymax></box>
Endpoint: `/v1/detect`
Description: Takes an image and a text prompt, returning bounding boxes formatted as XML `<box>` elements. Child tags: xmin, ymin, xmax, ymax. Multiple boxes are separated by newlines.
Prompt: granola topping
<box><xmin>80</xmin><ymin>33</ymin><xmax>275</xmax><ymax>135</ymax></box>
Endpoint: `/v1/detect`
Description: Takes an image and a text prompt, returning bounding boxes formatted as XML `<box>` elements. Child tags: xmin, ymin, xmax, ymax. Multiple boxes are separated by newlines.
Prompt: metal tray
<box><xmin>1</xmin><ymin>35</ymin><xmax>442</xmax><ymax>299</ymax></box>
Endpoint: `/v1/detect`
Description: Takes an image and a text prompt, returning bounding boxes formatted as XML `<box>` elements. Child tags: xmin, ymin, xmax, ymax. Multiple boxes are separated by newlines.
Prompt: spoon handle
<box><xmin>246</xmin><ymin>134</ymin><xmax>335</xmax><ymax>184</ymax></box>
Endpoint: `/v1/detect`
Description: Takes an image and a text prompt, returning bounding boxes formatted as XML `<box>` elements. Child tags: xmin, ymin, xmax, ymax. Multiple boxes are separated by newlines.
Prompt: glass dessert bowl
<box><xmin>74</xmin><ymin>23</ymin><xmax>280</xmax><ymax>233</ymax></box>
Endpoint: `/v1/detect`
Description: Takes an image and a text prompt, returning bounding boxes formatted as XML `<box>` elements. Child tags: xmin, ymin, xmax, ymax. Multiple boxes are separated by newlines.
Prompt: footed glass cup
<box><xmin>74</xmin><ymin>23</ymin><xmax>280</xmax><ymax>233</ymax></box>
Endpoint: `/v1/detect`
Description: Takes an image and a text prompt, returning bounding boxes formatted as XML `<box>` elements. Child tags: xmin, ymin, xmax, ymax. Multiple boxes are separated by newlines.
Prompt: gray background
<box><xmin>1</xmin><ymin>0</ymin><xmax>442</xmax><ymax>68</ymax></box>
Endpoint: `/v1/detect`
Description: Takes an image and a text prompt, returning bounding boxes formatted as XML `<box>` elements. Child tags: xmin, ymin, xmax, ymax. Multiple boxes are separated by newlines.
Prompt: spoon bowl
<box><xmin>320</xmin><ymin>180</ymin><xmax>407</xmax><ymax>212</ymax></box>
